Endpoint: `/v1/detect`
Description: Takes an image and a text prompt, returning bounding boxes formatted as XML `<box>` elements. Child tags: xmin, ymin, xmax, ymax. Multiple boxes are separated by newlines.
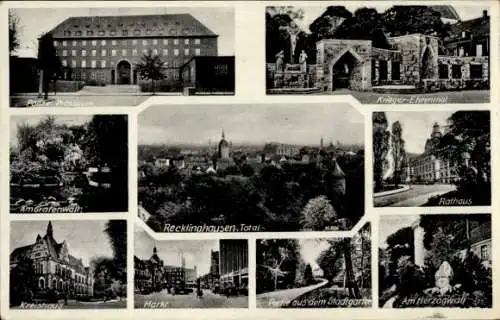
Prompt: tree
<box><xmin>382</xmin><ymin>6</ymin><xmax>450</xmax><ymax>38</ymax></box>
<box><xmin>303</xmin><ymin>264</ymin><xmax>314</xmax><ymax>285</ymax></box>
<box><xmin>309</xmin><ymin>6</ymin><xmax>353</xmax><ymax>40</ymax></box>
<box><xmin>301</xmin><ymin>195</ymin><xmax>337</xmax><ymax>230</ymax></box>
<box><xmin>9</xmin><ymin>10</ymin><xmax>21</xmax><ymax>54</ymax></box>
<box><xmin>104</xmin><ymin>219</ymin><xmax>127</xmax><ymax>283</ymax></box>
<box><xmin>135</xmin><ymin>49</ymin><xmax>166</xmax><ymax>94</ymax></box>
<box><xmin>391</xmin><ymin>121</ymin><xmax>406</xmax><ymax>188</ymax></box>
<box><xmin>10</xmin><ymin>257</ymin><xmax>36</xmax><ymax>306</ymax></box>
<box><xmin>373</xmin><ymin>112</ymin><xmax>390</xmax><ymax>192</ymax></box>
<box><xmin>37</xmin><ymin>33</ymin><xmax>62</xmax><ymax>100</ymax></box>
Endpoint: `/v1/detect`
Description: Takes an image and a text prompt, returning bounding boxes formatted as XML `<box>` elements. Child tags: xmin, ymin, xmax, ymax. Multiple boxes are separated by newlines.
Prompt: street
<box><xmin>374</xmin><ymin>184</ymin><xmax>456</xmax><ymax>207</ymax></box>
<box><xmin>257</xmin><ymin>279</ymin><xmax>328</xmax><ymax>308</ymax></box>
<box><xmin>135</xmin><ymin>289</ymin><xmax>248</xmax><ymax>308</ymax></box>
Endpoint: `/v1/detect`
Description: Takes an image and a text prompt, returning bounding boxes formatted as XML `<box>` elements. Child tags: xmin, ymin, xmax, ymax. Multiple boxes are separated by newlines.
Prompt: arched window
<box><xmin>52</xmin><ymin>279</ymin><xmax>57</xmax><ymax>289</ymax></box>
<box><xmin>39</xmin><ymin>277</ymin><xmax>45</xmax><ymax>289</ymax></box>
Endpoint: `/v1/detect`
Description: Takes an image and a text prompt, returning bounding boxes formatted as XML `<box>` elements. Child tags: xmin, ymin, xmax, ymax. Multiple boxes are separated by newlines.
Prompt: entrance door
<box><xmin>111</xmin><ymin>70</ymin><xmax>115</xmax><ymax>84</ymax></box>
<box><xmin>332</xmin><ymin>51</ymin><xmax>357</xmax><ymax>90</ymax></box>
<box><xmin>117</xmin><ymin>60</ymin><xmax>131</xmax><ymax>84</ymax></box>
<box><xmin>379</xmin><ymin>61</ymin><xmax>388</xmax><ymax>81</ymax></box>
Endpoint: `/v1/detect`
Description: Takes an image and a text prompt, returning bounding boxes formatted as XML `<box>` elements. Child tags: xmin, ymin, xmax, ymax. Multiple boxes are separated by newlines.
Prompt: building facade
<box><xmin>10</xmin><ymin>221</ymin><xmax>94</xmax><ymax>298</ymax></box>
<box><xmin>49</xmin><ymin>14</ymin><xmax>218</xmax><ymax>84</ymax></box>
<box><xmin>406</xmin><ymin>123</ymin><xmax>462</xmax><ymax>184</ymax></box>
<box><xmin>219</xmin><ymin>240</ymin><xmax>248</xmax><ymax>290</ymax></box>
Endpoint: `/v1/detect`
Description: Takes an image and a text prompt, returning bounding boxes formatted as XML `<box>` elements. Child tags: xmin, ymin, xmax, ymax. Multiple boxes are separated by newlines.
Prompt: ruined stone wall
<box><xmin>316</xmin><ymin>39</ymin><xmax>372</xmax><ymax>91</ymax></box>
<box><xmin>371</xmin><ymin>48</ymin><xmax>402</xmax><ymax>85</ymax></box>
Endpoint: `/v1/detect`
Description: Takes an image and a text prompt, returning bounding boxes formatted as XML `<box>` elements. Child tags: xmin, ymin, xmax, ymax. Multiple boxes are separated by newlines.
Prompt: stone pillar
<box><xmin>413</xmin><ymin>222</ymin><xmax>425</xmax><ymax>267</ymax></box>
<box><xmin>374</xmin><ymin>60</ymin><xmax>379</xmax><ymax>82</ymax></box>
<box><xmin>387</xmin><ymin>60</ymin><xmax>392</xmax><ymax>81</ymax></box>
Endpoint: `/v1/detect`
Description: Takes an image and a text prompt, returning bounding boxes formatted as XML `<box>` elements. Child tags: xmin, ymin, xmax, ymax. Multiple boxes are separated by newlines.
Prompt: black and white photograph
<box><xmin>134</xmin><ymin>228</ymin><xmax>248</xmax><ymax>308</ymax></box>
<box><xmin>10</xmin><ymin>220</ymin><xmax>127</xmax><ymax>309</ymax></box>
<box><xmin>266</xmin><ymin>5</ymin><xmax>490</xmax><ymax>103</ymax></box>
<box><xmin>256</xmin><ymin>224</ymin><xmax>371</xmax><ymax>308</ymax></box>
<box><xmin>138</xmin><ymin>103</ymin><xmax>365</xmax><ymax>232</ymax></box>
<box><xmin>379</xmin><ymin>214</ymin><xmax>492</xmax><ymax>308</ymax></box>
<box><xmin>9</xmin><ymin>7</ymin><xmax>235</xmax><ymax>107</ymax></box>
<box><xmin>373</xmin><ymin>110</ymin><xmax>490</xmax><ymax>207</ymax></box>
<box><xmin>10</xmin><ymin>115</ymin><xmax>128</xmax><ymax>213</ymax></box>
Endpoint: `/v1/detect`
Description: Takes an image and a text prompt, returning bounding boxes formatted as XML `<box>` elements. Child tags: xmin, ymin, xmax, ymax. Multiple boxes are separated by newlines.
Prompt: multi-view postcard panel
<box><xmin>138</xmin><ymin>103</ymin><xmax>365</xmax><ymax>233</ymax></box>
<box><xmin>9</xmin><ymin>220</ymin><xmax>127</xmax><ymax>309</ymax></box>
<box><xmin>9</xmin><ymin>115</ymin><xmax>129</xmax><ymax>214</ymax></box>
<box><xmin>257</xmin><ymin>224</ymin><xmax>371</xmax><ymax>309</ymax></box>
<box><xmin>9</xmin><ymin>7</ymin><xmax>235</xmax><ymax>108</ymax></box>
<box><xmin>266</xmin><ymin>5</ymin><xmax>490</xmax><ymax>103</ymax></box>
<box><xmin>372</xmin><ymin>110</ymin><xmax>491</xmax><ymax>207</ymax></box>
<box><xmin>134</xmin><ymin>226</ymin><xmax>248</xmax><ymax>309</ymax></box>
<box><xmin>379</xmin><ymin>214</ymin><xmax>492</xmax><ymax>308</ymax></box>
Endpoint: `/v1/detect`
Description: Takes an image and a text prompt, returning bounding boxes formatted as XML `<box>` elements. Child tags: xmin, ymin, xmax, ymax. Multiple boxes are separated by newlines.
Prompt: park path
<box><xmin>256</xmin><ymin>279</ymin><xmax>328</xmax><ymax>308</ymax></box>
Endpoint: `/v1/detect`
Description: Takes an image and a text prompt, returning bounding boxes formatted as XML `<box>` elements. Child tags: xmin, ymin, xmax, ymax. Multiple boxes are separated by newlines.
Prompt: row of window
<box><xmin>55</xmin><ymin>38</ymin><xmax>200</xmax><ymax>47</ymax></box>
<box><xmin>62</xmin><ymin>26</ymin><xmax>194</xmax><ymax>37</ymax></box>
<box><xmin>438</xmin><ymin>64</ymin><xmax>484</xmax><ymax>79</ymax></box>
<box><xmin>61</xmin><ymin>48</ymin><xmax>200</xmax><ymax>58</ymax></box>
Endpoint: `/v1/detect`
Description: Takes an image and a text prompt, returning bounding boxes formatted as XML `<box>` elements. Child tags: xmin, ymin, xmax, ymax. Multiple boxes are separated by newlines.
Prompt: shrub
<box><xmin>48</xmin><ymin>80</ymin><xmax>85</xmax><ymax>92</ymax></box>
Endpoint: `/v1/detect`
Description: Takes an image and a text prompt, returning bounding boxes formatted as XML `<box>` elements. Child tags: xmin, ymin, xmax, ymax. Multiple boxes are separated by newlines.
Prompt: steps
<box><xmin>79</xmin><ymin>84</ymin><xmax>142</xmax><ymax>94</ymax></box>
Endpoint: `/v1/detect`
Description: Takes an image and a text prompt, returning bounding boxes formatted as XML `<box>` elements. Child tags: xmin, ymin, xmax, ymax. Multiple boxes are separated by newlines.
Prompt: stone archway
<box><xmin>116</xmin><ymin>60</ymin><xmax>133</xmax><ymax>85</ymax></box>
<box><xmin>330</xmin><ymin>49</ymin><xmax>364</xmax><ymax>91</ymax></box>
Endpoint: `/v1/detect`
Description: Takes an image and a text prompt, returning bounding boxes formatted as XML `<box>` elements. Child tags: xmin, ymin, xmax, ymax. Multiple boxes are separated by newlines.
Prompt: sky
<box><xmin>11</xmin><ymin>7</ymin><xmax>234</xmax><ymax>58</ymax></box>
<box><xmin>379</xmin><ymin>215</ymin><xmax>419</xmax><ymax>249</ymax></box>
<box><xmin>138</xmin><ymin>104</ymin><xmax>364</xmax><ymax>146</ymax></box>
<box><xmin>298</xmin><ymin>239</ymin><xmax>330</xmax><ymax>270</ymax></box>
<box><xmin>10</xmin><ymin>115</ymin><xmax>92</xmax><ymax>148</ymax></box>
<box><xmin>383</xmin><ymin>111</ymin><xmax>451</xmax><ymax>154</ymax></box>
<box><xmin>134</xmin><ymin>227</ymin><xmax>218</xmax><ymax>277</ymax></box>
<box><xmin>10</xmin><ymin>220</ymin><xmax>116</xmax><ymax>266</ymax></box>
<box><xmin>292</xmin><ymin>5</ymin><xmax>490</xmax><ymax>33</ymax></box>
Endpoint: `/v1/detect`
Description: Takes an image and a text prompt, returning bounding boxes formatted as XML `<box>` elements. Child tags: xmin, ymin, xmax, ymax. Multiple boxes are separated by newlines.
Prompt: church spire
<box><xmin>221</xmin><ymin>129</ymin><xmax>225</xmax><ymax>139</ymax></box>
<box><xmin>153</xmin><ymin>241</ymin><xmax>157</xmax><ymax>254</ymax></box>
<box><xmin>46</xmin><ymin>221</ymin><xmax>53</xmax><ymax>237</ymax></box>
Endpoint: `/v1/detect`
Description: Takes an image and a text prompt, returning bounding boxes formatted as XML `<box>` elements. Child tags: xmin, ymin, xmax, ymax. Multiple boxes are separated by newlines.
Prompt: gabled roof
<box><xmin>449</xmin><ymin>14</ymin><xmax>489</xmax><ymax>39</ymax></box>
<box><xmin>49</xmin><ymin>14</ymin><xmax>218</xmax><ymax>38</ymax></box>
<box><xmin>470</xmin><ymin>222</ymin><xmax>491</xmax><ymax>244</ymax></box>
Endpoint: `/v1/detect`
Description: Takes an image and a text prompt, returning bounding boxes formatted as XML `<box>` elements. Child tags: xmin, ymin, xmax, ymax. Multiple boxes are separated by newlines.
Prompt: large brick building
<box><xmin>219</xmin><ymin>240</ymin><xmax>248</xmax><ymax>291</ymax></box>
<box><xmin>49</xmin><ymin>14</ymin><xmax>218</xmax><ymax>84</ymax></box>
<box><xmin>10</xmin><ymin>221</ymin><xmax>94</xmax><ymax>298</ymax></box>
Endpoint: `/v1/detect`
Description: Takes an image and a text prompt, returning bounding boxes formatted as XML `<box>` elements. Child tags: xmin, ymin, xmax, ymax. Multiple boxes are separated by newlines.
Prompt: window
<box><xmin>111</xmin><ymin>49</ymin><xmax>117</xmax><ymax>56</ymax></box>
<box><xmin>461</xmin><ymin>31</ymin><xmax>467</xmax><ymax>38</ymax></box>
<box><xmin>75</xmin><ymin>31</ymin><xmax>82</xmax><ymax>36</ymax></box>
<box><xmin>438</xmin><ymin>64</ymin><xmax>449</xmax><ymax>79</ymax></box>
<box><xmin>153</xmin><ymin>39</ymin><xmax>158</xmax><ymax>45</ymax></box>
<box><xmin>480</xmin><ymin>245</ymin><xmax>488</xmax><ymax>260</ymax></box>
<box><xmin>82</xmin><ymin>40</ymin><xmax>86</xmax><ymax>46</ymax></box>
<box><xmin>91</xmin><ymin>60</ymin><xmax>96</xmax><ymax>68</ymax></box>
<box><xmin>470</xmin><ymin>64</ymin><xmax>483</xmax><ymax>79</ymax></box>
<box><xmin>153</xmin><ymin>48</ymin><xmax>158</xmax><ymax>55</ymax></box>
<box><xmin>101</xmin><ymin>60</ymin><xmax>106</xmax><ymax>68</ymax></box>
<box><xmin>163</xmin><ymin>39</ymin><xmax>168</xmax><ymax>45</ymax></box>
<box><xmin>81</xmin><ymin>60</ymin><xmax>86</xmax><ymax>68</ymax></box>
<box><xmin>184</xmin><ymin>38</ymin><xmax>189</xmax><ymax>45</ymax></box>
<box><xmin>62</xmin><ymin>60</ymin><xmax>67</xmax><ymax>67</ymax></box>
<box><xmin>146</xmin><ymin>29</ymin><xmax>152</xmax><ymax>35</ymax></box>
<box><xmin>174</xmin><ymin>49</ymin><xmax>179</xmax><ymax>56</ymax></box>
<box><xmin>101</xmin><ymin>40</ymin><xmax>106</xmax><ymax>46</ymax></box>
<box><xmin>459</xmin><ymin>47</ymin><xmax>465</xmax><ymax>57</ymax></box>
<box><xmin>112</xmin><ymin>40</ymin><xmax>117</xmax><ymax>46</ymax></box>
<box><xmin>62</xmin><ymin>41</ymin><xmax>67</xmax><ymax>47</ymax></box>
<box><xmin>64</xmin><ymin>31</ymin><xmax>71</xmax><ymax>36</ymax></box>
<box><xmin>195</xmin><ymin>48</ymin><xmax>200</xmax><ymax>56</ymax></box>
<box><xmin>71</xmin><ymin>40</ymin><xmax>76</xmax><ymax>46</ymax></box>
<box><xmin>71</xmin><ymin>50</ymin><xmax>76</xmax><ymax>56</ymax></box>
<box><xmin>143</xmin><ymin>39</ymin><xmax>148</xmax><ymax>46</ymax></box>
<box><xmin>195</xmin><ymin>38</ymin><xmax>200</xmax><ymax>45</ymax></box>
<box><xmin>122</xmin><ymin>49</ymin><xmax>127</xmax><ymax>56</ymax></box>
<box><xmin>184</xmin><ymin>48</ymin><xmax>189</xmax><ymax>55</ymax></box>
<box><xmin>174</xmin><ymin>39</ymin><xmax>179</xmax><ymax>45</ymax></box>
<box><xmin>143</xmin><ymin>49</ymin><xmax>148</xmax><ymax>55</ymax></box>
<box><xmin>391</xmin><ymin>61</ymin><xmax>400</xmax><ymax>80</ymax></box>
<box><xmin>101</xmin><ymin>49</ymin><xmax>106</xmax><ymax>56</ymax></box>
<box><xmin>82</xmin><ymin>49</ymin><xmax>87</xmax><ymax>57</ymax></box>
<box><xmin>476</xmin><ymin>44</ymin><xmax>483</xmax><ymax>57</ymax></box>
<box><xmin>122</xmin><ymin>30</ymin><xmax>128</xmax><ymax>36</ymax></box>
<box><xmin>452</xmin><ymin>65</ymin><xmax>462</xmax><ymax>79</ymax></box>
<box><xmin>110</xmin><ymin>30</ymin><xmax>116</xmax><ymax>36</ymax></box>
<box><xmin>98</xmin><ymin>30</ymin><xmax>105</xmax><ymax>36</ymax></box>
<box><xmin>134</xmin><ymin>29</ymin><xmax>141</xmax><ymax>36</ymax></box>
<box><xmin>53</xmin><ymin>40</ymin><xmax>58</xmax><ymax>47</ymax></box>
<box><xmin>132</xmin><ymin>49</ymin><xmax>138</xmax><ymax>56</ymax></box>
<box><xmin>163</xmin><ymin>49</ymin><xmax>168</xmax><ymax>56</ymax></box>
<box><xmin>62</xmin><ymin>50</ymin><xmax>68</xmax><ymax>57</ymax></box>
<box><xmin>92</xmin><ymin>50</ymin><xmax>96</xmax><ymax>57</ymax></box>
<box><xmin>132</xmin><ymin>39</ymin><xmax>138</xmax><ymax>45</ymax></box>
<box><xmin>72</xmin><ymin>60</ymin><xmax>76</xmax><ymax>68</ymax></box>
<box><xmin>86</xmin><ymin>30</ymin><xmax>93</xmax><ymax>36</ymax></box>
<box><xmin>92</xmin><ymin>40</ymin><xmax>97</xmax><ymax>46</ymax></box>
<box><xmin>122</xmin><ymin>40</ymin><xmax>127</xmax><ymax>46</ymax></box>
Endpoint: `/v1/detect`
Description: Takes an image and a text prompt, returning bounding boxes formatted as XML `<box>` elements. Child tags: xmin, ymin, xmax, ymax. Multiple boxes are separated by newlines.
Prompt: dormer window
<box><xmin>98</xmin><ymin>30</ymin><xmax>105</xmax><ymax>36</ymax></box>
<box><xmin>134</xmin><ymin>29</ymin><xmax>141</xmax><ymax>35</ymax></box>
<box><xmin>87</xmin><ymin>30</ymin><xmax>93</xmax><ymax>36</ymax></box>
<box><xmin>75</xmin><ymin>31</ymin><xmax>82</xmax><ymax>36</ymax></box>
<box><xmin>110</xmin><ymin>30</ymin><xmax>116</xmax><ymax>36</ymax></box>
<box><xmin>146</xmin><ymin>29</ymin><xmax>152</xmax><ymax>35</ymax></box>
<box><xmin>64</xmin><ymin>31</ymin><xmax>71</xmax><ymax>36</ymax></box>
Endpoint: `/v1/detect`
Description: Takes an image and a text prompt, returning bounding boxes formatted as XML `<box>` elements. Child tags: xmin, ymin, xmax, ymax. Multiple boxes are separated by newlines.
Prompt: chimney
<box><xmin>483</xmin><ymin>10</ymin><xmax>488</xmax><ymax>18</ymax></box>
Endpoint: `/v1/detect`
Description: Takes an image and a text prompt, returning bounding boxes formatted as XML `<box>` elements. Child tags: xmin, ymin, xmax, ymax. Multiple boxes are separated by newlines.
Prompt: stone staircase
<box><xmin>79</xmin><ymin>84</ymin><xmax>142</xmax><ymax>94</ymax></box>
<box><xmin>372</xmin><ymin>85</ymin><xmax>420</xmax><ymax>94</ymax></box>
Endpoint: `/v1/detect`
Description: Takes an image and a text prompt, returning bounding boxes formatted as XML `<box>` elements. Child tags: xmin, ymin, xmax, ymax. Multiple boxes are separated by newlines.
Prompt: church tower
<box><xmin>218</xmin><ymin>129</ymin><xmax>230</xmax><ymax>159</ymax></box>
<box><xmin>46</xmin><ymin>221</ymin><xmax>53</xmax><ymax>237</ymax></box>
